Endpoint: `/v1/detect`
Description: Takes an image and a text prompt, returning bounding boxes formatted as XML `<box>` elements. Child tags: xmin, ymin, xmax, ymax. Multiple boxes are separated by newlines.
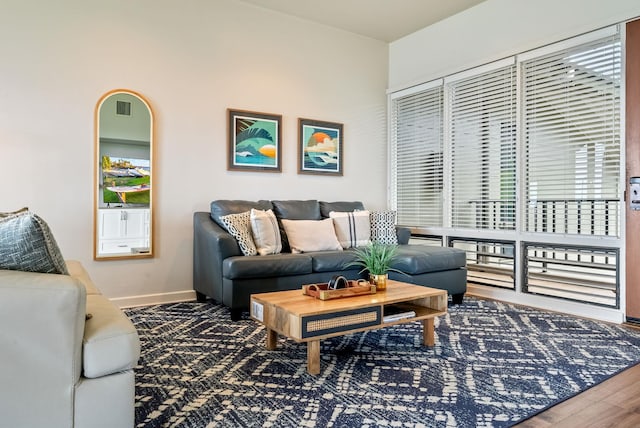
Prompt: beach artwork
<box><xmin>228</xmin><ymin>110</ymin><xmax>282</xmax><ymax>172</ymax></box>
<box><xmin>299</xmin><ymin>119</ymin><xmax>343</xmax><ymax>175</ymax></box>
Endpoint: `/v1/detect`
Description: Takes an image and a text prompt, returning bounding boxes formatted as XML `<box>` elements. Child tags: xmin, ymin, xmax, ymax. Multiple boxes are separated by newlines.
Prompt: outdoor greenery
<box><xmin>102</xmin><ymin>176</ymin><xmax>150</xmax><ymax>204</ymax></box>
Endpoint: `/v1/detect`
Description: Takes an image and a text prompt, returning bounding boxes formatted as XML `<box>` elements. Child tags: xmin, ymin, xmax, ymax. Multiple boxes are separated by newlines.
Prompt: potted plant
<box><xmin>348</xmin><ymin>242</ymin><xmax>405</xmax><ymax>291</ymax></box>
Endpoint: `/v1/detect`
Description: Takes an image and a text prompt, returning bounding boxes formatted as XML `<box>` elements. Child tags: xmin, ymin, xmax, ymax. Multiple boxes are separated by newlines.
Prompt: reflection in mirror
<box><xmin>94</xmin><ymin>90</ymin><xmax>153</xmax><ymax>260</ymax></box>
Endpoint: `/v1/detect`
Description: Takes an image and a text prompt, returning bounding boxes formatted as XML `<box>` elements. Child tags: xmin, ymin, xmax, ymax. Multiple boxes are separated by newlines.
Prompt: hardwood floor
<box><xmin>514</xmin><ymin>341</ymin><xmax>640</xmax><ymax>427</ymax></box>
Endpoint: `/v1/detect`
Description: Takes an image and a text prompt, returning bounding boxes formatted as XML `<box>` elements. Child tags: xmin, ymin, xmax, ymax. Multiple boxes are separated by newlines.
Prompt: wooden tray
<box><xmin>302</xmin><ymin>280</ymin><xmax>376</xmax><ymax>300</ymax></box>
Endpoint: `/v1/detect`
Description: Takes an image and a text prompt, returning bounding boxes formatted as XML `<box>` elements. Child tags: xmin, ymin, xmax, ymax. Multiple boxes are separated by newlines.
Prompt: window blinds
<box><xmin>390</xmin><ymin>85</ymin><xmax>444</xmax><ymax>227</ymax></box>
<box><xmin>522</xmin><ymin>32</ymin><xmax>621</xmax><ymax>236</ymax></box>
<box><xmin>389</xmin><ymin>27</ymin><xmax>621</xmax><ymax>238</ymax></box>
<box><xmin>447</xmin><ymin>63</ymin><xmax>517</xmax><ymax>230</ymax></box>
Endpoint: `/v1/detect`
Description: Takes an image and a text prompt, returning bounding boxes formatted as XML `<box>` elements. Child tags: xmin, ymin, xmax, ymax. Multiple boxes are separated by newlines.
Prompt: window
<box><xmin>447</xmin><ymin>62</ymin><xmax>517</xmax><ymax>230</ymax></box>
<box><xmin>521</xmin><ymin>31</ymin><xmax>621</xmax><ymax>236</ymax></box>
<box><xmin>523</xmin><ymin>243</ymin><xmax>618</xmax><ymax>307</ymax></box>
<box><xmin>390</xmin><ymin>83</ymin><xmax>444</xmax><ymax>227</ymax></box>
<box><xmin>389</xmin><ymin>26</ymin><xmax>622</xmax><ymax>308</ymax></box>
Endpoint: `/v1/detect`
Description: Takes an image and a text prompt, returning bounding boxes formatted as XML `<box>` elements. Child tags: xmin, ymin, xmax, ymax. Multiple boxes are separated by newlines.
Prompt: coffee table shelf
<box><xmin>250</xmin><ymin>280</ymin><xmax>447</xmax><ymax>375</ymax></box>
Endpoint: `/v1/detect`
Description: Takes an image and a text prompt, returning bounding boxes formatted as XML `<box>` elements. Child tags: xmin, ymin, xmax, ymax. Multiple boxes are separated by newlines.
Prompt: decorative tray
<box><xmin>302</xmin><ymin>280</ymin><xmax>376</xmax><ymax>300</ymax></box>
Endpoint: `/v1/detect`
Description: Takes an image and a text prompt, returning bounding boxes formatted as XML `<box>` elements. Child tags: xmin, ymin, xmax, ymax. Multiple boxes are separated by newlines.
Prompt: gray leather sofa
<box><xmin>193</xmin><ymin>200</ymin><xmax>467</xmax><ymax>320</ymax></box>
<box><xmin>0</xmin><ymin>260</ymin><xmax>140</xmax><ymax>428</ymax></box>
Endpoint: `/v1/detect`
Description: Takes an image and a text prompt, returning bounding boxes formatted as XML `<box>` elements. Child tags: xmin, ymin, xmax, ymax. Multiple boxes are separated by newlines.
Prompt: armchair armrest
<box><xmin>0</xmin><ymin>269</ymin><xmax>86</xmax><ymax>426</ymax></box>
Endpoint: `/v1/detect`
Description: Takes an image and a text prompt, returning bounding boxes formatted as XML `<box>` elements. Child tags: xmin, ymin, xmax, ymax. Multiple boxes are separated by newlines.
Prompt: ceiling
<box><xmin>237</xmin><ymin>0</ymin><xmax>487</xmax><ymax>43</ymax></box>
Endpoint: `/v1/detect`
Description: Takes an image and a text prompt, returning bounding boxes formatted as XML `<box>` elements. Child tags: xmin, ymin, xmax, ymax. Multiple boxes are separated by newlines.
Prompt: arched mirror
<box><xmin>94</xmin><ymin>89</ymin><xmax>154</xmax><ymax>260</ymax></box>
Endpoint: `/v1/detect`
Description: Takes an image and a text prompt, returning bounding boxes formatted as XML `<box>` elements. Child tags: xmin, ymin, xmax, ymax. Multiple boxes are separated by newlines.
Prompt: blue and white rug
<box><xmin>126</xmin><ymin>297</ymin><xmax>640</xmax><ymax>427</ymax></box>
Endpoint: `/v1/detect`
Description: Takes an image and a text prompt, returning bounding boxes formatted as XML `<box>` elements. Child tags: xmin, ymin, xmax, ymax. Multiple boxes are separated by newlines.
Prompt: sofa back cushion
<box><xmin>210</xmin><ymin>200</ymin><xmax>272</xmax><ymax>229</ymax></box>
<box><xmin>319</xmin><ymin>201</ymin><xmax>364</xmax><ymax>218</ymax></box>
<box><xmin>271</xmin><ymin>200</ymin><xmax>321</xmax><ymax>220</ymax></box>
<box><xmin>271</xmin><ymin>200</ymin><xmax>321</xmax><ymax>252</ymax></box>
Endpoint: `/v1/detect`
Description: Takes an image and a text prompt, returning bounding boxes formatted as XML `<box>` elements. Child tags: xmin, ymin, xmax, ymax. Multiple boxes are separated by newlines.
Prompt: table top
<box><xmin>250</xmin><ymin>279</ymin><xmax>447</xmax><ymax>317</ymax></box>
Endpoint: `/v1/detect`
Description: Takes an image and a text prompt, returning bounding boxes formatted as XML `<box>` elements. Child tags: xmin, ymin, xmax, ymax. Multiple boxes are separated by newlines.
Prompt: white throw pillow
<box><xmin>370</xmin><ymin>210</ymin><xmax>398</xmax><ymax>245</ymax></box>
<box><xmin>219</xmin><ymin>211</ymin><xmax>257</xmax><ymax>256</ymax></box>
<box><xmin>329</xmin><ymin>210</ymin><xmax>371</xmax><ymax>249</ymax></box>
<box><xmin>250</xmin><ymin>208</ymin><xmax>282</xmax><ymax>255</ymax></box>
<box><xmin>281</xmin><ymin>218</ymin><xmax>342</xmax><ymax>254</ymax></box>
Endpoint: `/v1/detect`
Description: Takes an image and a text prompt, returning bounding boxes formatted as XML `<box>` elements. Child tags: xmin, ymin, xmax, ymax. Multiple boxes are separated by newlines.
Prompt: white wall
<box><xmin>0</xmin><ymin>0</ymin><xmax>388</xmax><ymax>304</ymax></box>
<box><xmin>389</xmin><ymin>0</ymin><xmax>640</xmax><ymax>91</ymax></box>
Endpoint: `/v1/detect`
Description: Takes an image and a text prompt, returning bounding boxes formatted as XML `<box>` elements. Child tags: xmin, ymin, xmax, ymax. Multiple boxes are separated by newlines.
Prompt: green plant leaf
<box><xmin>346</xmin><ymin>242</ymin><xmax>406</xmax><ymax>276</ymax></box>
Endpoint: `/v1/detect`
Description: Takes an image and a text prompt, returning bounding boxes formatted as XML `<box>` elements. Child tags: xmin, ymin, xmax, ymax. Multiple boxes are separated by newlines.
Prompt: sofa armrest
<box><xmin>193</xmin><ymin>212</ymin><xmax>241</xmax><ymax>302</ymax></box>
<box><xmin>83</xmin><ymin>294</ymin><xmax>140</xmax><ymax>378</ymax></box>
<box><xmin>396</xmin><ymin>226</ymin><xmax>411</xmax><ymax>245</ymax></box>
<box><xmin>0</xmin><ymin>269</ymin><xmax>86</xmax><ymax>426</ymax></box>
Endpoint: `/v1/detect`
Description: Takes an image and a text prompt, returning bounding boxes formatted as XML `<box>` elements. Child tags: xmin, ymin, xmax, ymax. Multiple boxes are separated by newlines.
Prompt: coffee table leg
<box><xmin>422</xmin><ymin>318</ymin><xmax>435</xmax><ymax>346</ymax></box>
<box><xmin>266</xmin><ymin>328</ymin><xmax>278</xmax><ymax>350</ymax></box>
<box><xmin>307</xmin><ymin>340</ymin><xmax>320</xmax><ymax>375</ymax></box>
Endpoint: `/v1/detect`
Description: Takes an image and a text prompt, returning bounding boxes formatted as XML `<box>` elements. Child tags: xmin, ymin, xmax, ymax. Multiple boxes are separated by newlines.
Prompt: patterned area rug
<box><xmin>126</xmin><ymin>297</ymin><xmax>640</xmax><ymax>427</ymax></box>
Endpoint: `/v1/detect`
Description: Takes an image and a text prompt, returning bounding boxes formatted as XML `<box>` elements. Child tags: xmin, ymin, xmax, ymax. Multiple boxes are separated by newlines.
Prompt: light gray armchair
<box><xmin>0</xmin><ymin>261</ymin><xmax>140</xmax><ymax>428</ymax></box>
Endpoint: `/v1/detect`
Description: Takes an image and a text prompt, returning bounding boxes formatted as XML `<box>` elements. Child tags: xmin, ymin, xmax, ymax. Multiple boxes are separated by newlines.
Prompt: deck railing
<box><xmin>443</xmin><ymin>197</ymin><xmax>621</xmax><ymax>307</ymax></box>
<box><xmin>467</xmin><ymin>198</ymin><xmax>619</xmax><ymax>236</ymax></box>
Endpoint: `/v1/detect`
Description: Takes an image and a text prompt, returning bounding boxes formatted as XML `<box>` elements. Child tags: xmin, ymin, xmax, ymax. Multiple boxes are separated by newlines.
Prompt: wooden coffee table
<box><xmin>250</xmin><ymin>280</ymin><xmax>447</xmax><ymax>375</ymax></box>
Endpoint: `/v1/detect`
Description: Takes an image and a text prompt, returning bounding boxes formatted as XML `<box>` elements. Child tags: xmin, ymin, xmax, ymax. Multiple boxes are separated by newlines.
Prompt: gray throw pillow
<box><xmin>0</xmin><ymin>207</ymin><xmax>28</xmax><ymax>218</ymax></box>
<box><xmin>0</xmin><ymin>211</ymin><xmax>69</xmax><ymax>275</ymax></box>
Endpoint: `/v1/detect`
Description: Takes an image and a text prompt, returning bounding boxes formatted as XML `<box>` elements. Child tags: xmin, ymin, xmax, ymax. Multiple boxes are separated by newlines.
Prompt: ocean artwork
<box><xmin>300</xmin><ymin>121</ymin><xmax>343</xmax><ymax>175</ymax></box>
<box><xmin>232</xmin><ymin>115</ymin><xmax>279</xmax><ymax>168</ymax></box>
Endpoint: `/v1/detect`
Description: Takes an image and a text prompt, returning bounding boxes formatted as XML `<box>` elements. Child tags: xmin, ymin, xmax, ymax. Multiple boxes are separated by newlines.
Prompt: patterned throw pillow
<box><xmin>329</xmin><ymin>210</ymin><xmax>371</xmax><ymax>249</ymax></box>
<box><xmin>219</xmin><ymin>211</ymin><xmax>257</xmax><ymax>256</ymax></box>
<box><xmin>370</xmin><ymin>211</ymin><xmax>398</xmax><ymax>245</ymax></box>
<box><xmin>0</xmin><ymin>207</ymin><xmax>28</xmax><ymax>218</ymax></box>
<box><xmin>250</xmin><ymin>209</ymin><xmax>282</xmax><ymax>255</ymax></box>
<box><xmin>0</xmin><ymin>210</ymin><xmax>69</xmax><ymax>275</ymax></box>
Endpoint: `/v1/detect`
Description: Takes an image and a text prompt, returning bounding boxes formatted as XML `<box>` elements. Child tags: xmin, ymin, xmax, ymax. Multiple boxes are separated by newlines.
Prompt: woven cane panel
<box><xmin>306</xmin><ymin>311</ymin><xmax>378</xmax><ymax>333</ymax></box>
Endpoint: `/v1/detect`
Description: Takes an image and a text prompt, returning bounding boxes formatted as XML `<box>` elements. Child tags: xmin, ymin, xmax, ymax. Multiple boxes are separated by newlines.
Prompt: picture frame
<box><xmin>228</xmin><ymin>109</ymin><xmax>282</xmax><ymax>172</ymax></box>
<box><xmin>298</xmin><ymin>118</ymin><xmax>343</xmax><ymax>176</ymax></box>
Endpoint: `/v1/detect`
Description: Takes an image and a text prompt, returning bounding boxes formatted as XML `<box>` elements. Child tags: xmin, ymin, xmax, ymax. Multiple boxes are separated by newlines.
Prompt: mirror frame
<box><xmin>93</xmin><ymin>89</ymin><xmax>155</xmax><ymax>260</ymax></box>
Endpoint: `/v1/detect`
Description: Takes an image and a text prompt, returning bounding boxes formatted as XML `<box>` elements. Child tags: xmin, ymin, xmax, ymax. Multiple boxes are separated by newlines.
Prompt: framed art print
<box><xmin>228</xmin><ymin>109</ymin><xmax>282</xmax><ymax>172</ymax></box>
<box><xmin>298</xmin><ymin>118</ymin><xmax>343</xmax><ymax>175</ymax></box>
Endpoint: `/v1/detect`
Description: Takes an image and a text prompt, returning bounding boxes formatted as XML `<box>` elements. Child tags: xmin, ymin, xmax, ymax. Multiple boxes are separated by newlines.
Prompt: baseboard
<box><xmin>111</xmin><ymin>290</ymin><xmax>197</xmax><ymax>309</ymax></box>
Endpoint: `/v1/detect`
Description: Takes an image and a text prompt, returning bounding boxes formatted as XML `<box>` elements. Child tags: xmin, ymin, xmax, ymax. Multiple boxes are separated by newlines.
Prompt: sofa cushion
<box><xmin>282</xmin><ymin>219</ymin><xmax>342</xmax><ymax>253</ymax></box>
<box><xmin>319</xmin><ymin>201</ymin><xmax>365</xmax><ymax>218</ymax></box>
<box><xmin>309</xmin><ymin>249</ymin><xmax>361</xmax><ymax>273</ymax></box>
<box><xmin>370</xmin><ymin>211</ymin><xmax>399</xmax><ymax>245</ymax></box>
<box><xmin>329</xmin><ymin>210</ymin><xmax>371</xmax><ymax>248</ymax></box>
<box><xmin>250</xmin><ymin>209</ymin><xmax>282</xmax><ymax>255</ymax></box>
<box><xmin>83</xmin><ymin>294</ymin><xmax>140</xmax><ymax>378</ymax></box>
<box><xmin>210</xmin><ymin>200</ymin><xmax>272</xmax><ymax>229</ymax></box>
<box><xmin>219</xmin><ymin>211</ymin><xmax>257</xmax><ymax>256</ymax></box>
<box><xmin>223</xmin><ymin>253</ymin><xmax>312</xmax><ymax>279</ymax></box>
<box><xmin>0</xmin><ymin>210</ymin><xmax>69</xmax><ymax>275</ymax></box>
<box><xmin>272</xmin><ymin>200</ymin><xmax>322</xmax><ymax>220</ymax></box>
<box><xmin>390</xmin><ymin>245</ymin><xmax>467</xmax><ymax>274</ymax></box>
